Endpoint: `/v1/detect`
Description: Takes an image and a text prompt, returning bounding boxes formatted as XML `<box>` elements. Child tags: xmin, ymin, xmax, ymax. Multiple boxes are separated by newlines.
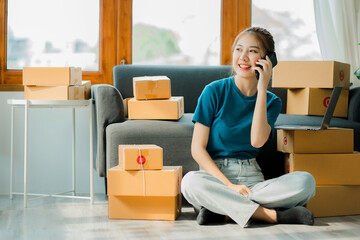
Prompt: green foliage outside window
<box><xmin>133</xmin><ymin>24</ymin><xmax>180</xmax><ymax>62</ymax></box>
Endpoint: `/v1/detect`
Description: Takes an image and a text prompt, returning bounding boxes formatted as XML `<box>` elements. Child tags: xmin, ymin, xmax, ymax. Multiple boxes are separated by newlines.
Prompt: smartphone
<box><xmin>255</xmin><ymin>52</ymin><xmax>278</xmax><ymax>80</ymax></box>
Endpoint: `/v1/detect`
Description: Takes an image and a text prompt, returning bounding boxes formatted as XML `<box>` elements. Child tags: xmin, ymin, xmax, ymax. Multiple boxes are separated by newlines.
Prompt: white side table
<box><xmin>8</xmin><ymin>99</ymin><xmax>94</xmax><ymax>207</ymax></box>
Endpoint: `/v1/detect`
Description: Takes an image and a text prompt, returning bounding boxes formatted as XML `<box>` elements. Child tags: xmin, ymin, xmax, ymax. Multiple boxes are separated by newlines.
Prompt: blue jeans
<box><xmin>181</xmin><ymin>158</ymin><xmax>316</xmax><ymax>227</ymax></box>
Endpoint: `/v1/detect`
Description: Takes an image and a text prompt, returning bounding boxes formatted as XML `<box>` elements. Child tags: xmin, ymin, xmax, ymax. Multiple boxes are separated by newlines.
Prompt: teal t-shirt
<box><xmin>192</xmin><ymin>76</ymin><xmax>282</xmax><ymax>160</ymax></box>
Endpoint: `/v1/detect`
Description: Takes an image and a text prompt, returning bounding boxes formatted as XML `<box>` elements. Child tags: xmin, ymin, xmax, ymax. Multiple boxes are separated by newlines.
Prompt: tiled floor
<box><xmin>1</xmin><ymin>194</ymin><xmax>360</xmax><ymax>240</ymax></box>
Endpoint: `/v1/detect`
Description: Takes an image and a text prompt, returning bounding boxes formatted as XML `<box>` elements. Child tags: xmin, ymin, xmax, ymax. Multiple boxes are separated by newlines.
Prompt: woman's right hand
<box><xmin>228</xmin><ymin>183</ymin><xmax>253</xmax><ymax>196</ymax></box>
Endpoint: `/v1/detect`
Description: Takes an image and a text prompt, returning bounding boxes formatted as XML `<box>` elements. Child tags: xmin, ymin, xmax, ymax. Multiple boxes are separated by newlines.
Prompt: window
<box><xmin>0</xmin><ymin>0</ymin><xmax>251</xmax><ymax>89</ymax></box>
<box><xmin>132</xmin><ymin>0</ymin><xmax>221</xmax><ymax>65</ymax></box>
<box><xmin>7</xmin><ymin>0</ymin><xmax>100</xmax><ymax>71</ymax></box>
<box><xmin>252</xmin><ymin>0</ymin><xmax>321</xmax><ymax>61</ymax></box>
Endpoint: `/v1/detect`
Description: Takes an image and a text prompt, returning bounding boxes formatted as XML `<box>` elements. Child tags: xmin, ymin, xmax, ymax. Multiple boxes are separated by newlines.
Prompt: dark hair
<box><xmin>231</xmin><ymin>26</ymin><xmax>275</xmax><ymax>56</ymax></box>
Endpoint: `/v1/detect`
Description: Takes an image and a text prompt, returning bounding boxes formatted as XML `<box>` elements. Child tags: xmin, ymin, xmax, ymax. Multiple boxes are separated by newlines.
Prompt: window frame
<box><xmin>0</xmin><ymin>0</ymin><xmax>250</xmax><ymax>90</ymax></box>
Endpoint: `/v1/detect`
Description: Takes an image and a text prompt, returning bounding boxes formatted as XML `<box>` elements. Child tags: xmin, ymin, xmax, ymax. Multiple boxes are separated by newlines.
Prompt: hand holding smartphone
<box><xmin>255</xmin><ymin>52</ymin><xmax>278</xmax><ymax>80</ymax></box>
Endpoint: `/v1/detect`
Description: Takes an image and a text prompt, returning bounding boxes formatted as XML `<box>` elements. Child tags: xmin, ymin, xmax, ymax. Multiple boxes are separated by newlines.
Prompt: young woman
<box><xmin>181</xmin><ymin>27</ymin><xmax>316</xmax><ymax>227</ymax></box>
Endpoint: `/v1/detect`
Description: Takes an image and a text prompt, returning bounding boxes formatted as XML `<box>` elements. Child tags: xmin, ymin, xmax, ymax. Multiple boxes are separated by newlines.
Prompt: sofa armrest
<box><xmin>91</xmin><ymin>84</ymin><xmax>125</xmax><ymax>177</ymax></box>
<box><xmin>348</xmin><ymin>86</ymin><xmax>360</xmax><ymax>122</ymax></box>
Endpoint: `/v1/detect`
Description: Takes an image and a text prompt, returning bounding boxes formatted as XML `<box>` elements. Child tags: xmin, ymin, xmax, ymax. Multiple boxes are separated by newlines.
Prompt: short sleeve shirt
<box><xmin>192</xmin><ymin>76</ymin><xmax>282</xmax><ymax>160</ymax></box>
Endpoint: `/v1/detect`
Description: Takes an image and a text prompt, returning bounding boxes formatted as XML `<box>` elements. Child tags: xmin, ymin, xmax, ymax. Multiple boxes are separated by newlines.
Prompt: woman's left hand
<box><xmin>228</xmin><ymin>183</ymin><xmax>253</xmax><ymax>196</ymax></box>
<box><xmin>255</xmin><ymin>55</ymin><xmax>273</xmax><ymax>92</ymax></box>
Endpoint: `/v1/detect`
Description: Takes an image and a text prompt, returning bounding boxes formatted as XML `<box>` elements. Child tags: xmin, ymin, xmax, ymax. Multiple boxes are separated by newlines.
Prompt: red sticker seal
<box><xmin>283</xmin><ymin>136</ymin><xmax>287</xmax><ymax>146</ymax></box>
<box><xmin>323</xmin><ymin>97</ymin><xmax>330</xmax><ymax>108</ymax></box>
<box><xmin>137</xmin><ymin>155</ymin><xmax>146</xmax><ymax>165</ymax></box>
<box><xmin>339</xmin><ymin>70</ymin><xmax>344</xmax><ymax>82</ymax></box>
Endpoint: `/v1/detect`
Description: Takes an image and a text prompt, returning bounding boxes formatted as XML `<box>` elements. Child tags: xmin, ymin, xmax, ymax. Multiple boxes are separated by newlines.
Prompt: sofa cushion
<box><xmin>348</xmin><ymin>86</ymin><xmax>360</xmax><ymax>122</ymax></box>
<box><xmin>113</xmin><ymin>65</ymin><xmax>233</xmax><ymax>113</ymax></box>
<box><xmin>106</xmin><ymin>113</ymin><xmax>198</xmax><ymax>177</ymax></box>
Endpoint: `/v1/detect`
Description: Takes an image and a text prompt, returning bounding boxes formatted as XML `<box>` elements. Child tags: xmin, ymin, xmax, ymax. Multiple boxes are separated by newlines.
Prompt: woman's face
<box><xmin>232</xmin><ymin>33</ymin><xmax>265</xmax><ymax>79</ymax></box>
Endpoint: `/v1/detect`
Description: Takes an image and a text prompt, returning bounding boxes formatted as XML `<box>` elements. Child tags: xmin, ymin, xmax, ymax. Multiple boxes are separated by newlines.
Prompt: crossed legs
<box><xmin>181</xmin><ymin>170</ymin><xmax>316</xmax><ymax>227</ymax></box>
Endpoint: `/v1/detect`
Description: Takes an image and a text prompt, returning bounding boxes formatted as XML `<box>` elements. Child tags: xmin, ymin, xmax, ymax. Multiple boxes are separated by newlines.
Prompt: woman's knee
<box><xmin>181</xmin><ymin>171</ymin><xmax>217</xmax><ymax>197</ymax></box>
<box><xmin>181</xmin><ymin>171</ymin><xmax>205</xmax><ymax>196</ymax></box>
<box><xmin>293</xmin><ymin>171</ymin><xmax>316</xmax><ymax>198</ymax></box>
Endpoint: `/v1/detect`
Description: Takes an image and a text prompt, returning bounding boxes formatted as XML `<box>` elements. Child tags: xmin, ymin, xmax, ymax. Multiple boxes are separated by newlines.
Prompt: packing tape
<box><xmin>138</xmin><ymin>147</ymin><xmax>146</xmax><ymax>196</ymax></box>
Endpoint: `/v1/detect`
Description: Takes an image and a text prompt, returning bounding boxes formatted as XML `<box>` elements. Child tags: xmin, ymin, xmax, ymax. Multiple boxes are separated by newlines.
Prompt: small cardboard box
<box><xmin>306</xmin><ymin>185</ymin><xmax>360</xmax><ymax>217</ymax></box>
<box><xmin>107</xmin><ymin>166</ymin><xmax>182</xmax><ymax>196</ymax></box>
<box><xmin>285</xmin><ymin>152</ymin><xmax>360</xmax><ymax>185</ymax></box>
<box><xmin>23</xmin><ymin>67</ymin><xmax>82</xmax><ymax>86</ymax></box>
<box><xmin>286</xmin><ymin>88</ymin><xmax>349</xmax><ymax>118</ymax></box>
<box><xmin>108</xmin><ymin>194</ymin><xmax>181</xmax><ymax>220</ymax></box>
<box><xmin>118</xmin><ymin>144</ymin><xmax>163</xmax><ymax>170</ymax></box>
<box><xmin>128</xmin><ymin>96</ymin><xmax>184</xmax><ymax>120</ymax></box>
<box><xmin>277</xmin><ymin>128</ymin><xmax>353</xmax><ymax>154</ymax></box>
<box><xmin>82</xmin><ymin>80</ymin><xmax>91</xmax><ymax>100</ymax></box>
<box><xmin>24</xmin><ymin>85</ymin><xmax>85</xmax><ymax>100</ymax></box>
<box><xmin>272</xmin><ymin>61</ymin><xmax>350</xmax><ymax>89</ymax></box>
<box><xmin>133</xmin><ymin>76</ymin><xmax>171</xmax><ymax>100</ymax></box>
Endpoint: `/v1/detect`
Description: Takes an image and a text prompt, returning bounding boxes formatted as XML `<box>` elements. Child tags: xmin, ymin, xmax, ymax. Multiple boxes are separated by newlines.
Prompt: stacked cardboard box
<box><xmin>273</xmin><ymin>61</ymin><xmax>350</xmax><ymax>117</ymax></box>
<box><xmin>274</xmin><ymin>61</ymin><xmax>360</xmax><ymax>217</ymax></box>
<box><xmin>277</xmin><ymin>131</ymin><xmax>360</xmax><ymax>217</ymax></box>
<box><xmin>107</xmin><ymin>144</ymin><xmax>182</xmax><ymax>220</ymax></box>
<box><xmin>23</xmin><ymin>67</ymin><xmax>91</xmax><ymax>100</ymax></box>
<box><xmin>127</xmin><ymin>76</ymin><xmax>184</xmax><ymax>120</ymax></box>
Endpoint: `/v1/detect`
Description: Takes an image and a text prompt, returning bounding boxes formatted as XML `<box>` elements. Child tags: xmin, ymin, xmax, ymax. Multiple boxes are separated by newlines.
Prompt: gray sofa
<box><xmin>92</xmin><ymin>64</ymin><xmax>360</xmax><ymax>189</ymax></box>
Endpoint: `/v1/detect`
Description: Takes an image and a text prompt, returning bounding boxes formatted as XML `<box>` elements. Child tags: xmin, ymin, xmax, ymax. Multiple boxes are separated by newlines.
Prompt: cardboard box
<box><xmin>277</xmin><ymin>128</ymin><xmax>353</xmax><ymax>154</ymax></box>
<box><xmin>272</xmin><ymin>61</ymin><xmax>350</xmax><ymax>89</ymax></box>
<box><xmin>128</xmin><ymin>96</ymin><xmax>184</xmax><ymax>120</ymax></box>
<box><xmin>107</xmin><ymin>166</ymin><xmax>182</xmax><ymax>196</ymax></box>
<box><xmin>118</xmin><ymin>145</ymin><xmax>163</xmax><ymax>170</ymax></box>
<box><xmin>82</xmin><ymin>80</ymin><xmax>91</xmax><ymax>100</ymax></box>
<box><xmin>306</xmin><ymin>185</ymin><xmax>360</xmax><ymax>217</ymax></box>
<box><xmin>108</xmin><ymin>194</ymin><xmax>181</xmax><ymax>220</ymax></box>
<box><xmin>123</xmin><ymin>98</ymin><xmax>132</xmax><ymax>117</ymax></box>
<box><xmin>23</xmin><ymin>67</ymin><xmax>82</xmax><ymax>86</ymax></box>
<box><xmin>285</xmin><ymin>152</ymin><xmax>360</xmax><ymax>185</ymax></box>
<box><xmin>24</xmin><ymin>85</ymin><xmax>85</xmax><ymax>100</ymax></box>
<box><xmin>287</xmin><ymin>88</ymin><xmax>349</xmax><ymax>118</ymax></box>
<box><xmin>133</xmin><ymin>76</ymin><xmax>171</xmax><ymax>100</ymax></box>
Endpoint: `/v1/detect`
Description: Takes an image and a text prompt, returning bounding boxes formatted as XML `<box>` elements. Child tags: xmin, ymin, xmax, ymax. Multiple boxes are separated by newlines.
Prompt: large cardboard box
<box><xmin>24</xmin><ymin>85</ymin><xmax>85</xmax><ymax>100</ymax></box>
<box><xmin>23</xmin><ymin>67</ymin><xmax>82</xmax><ymax>86</ymax></box>
<box><xmin>306</xmin><ymin>185</ymin><xmax>360</xmax><ymax>217</ymax></box>
<box><xmin>133</xmin><ymin>76</ymin><xmax>171</xmax><ymax>100</ymax></box>
<box><xmin>277</xmin><ymin>128</ymin><xmax>353</xmax><ymax>154</ymax></box>
<box><xmin>128</xmin><ymin>96</ymin><xmax>184</xmax><ymax>120</ymax></box>
<box><xmin>285</xmin><ymin>152</ymin><xmax>360</xmax><ymax>185</ymax></box>
<box><xmin>272</xmin><ymin>61</ymin><xmax>350</xmax><ymax>89</ymax></box>
<box><xmin>118</xmin><ymin>144</ymin><xmax>163</xmax><ymax>170</ymax></box>
<box><xmin>286</xmin><ymin>88</ymin><xmax>349</xmax><ymax>118</ymax></box>
<box><xmin>108</xmin><ymin>194</ymin><xmax>181</xmax><ymax>220</ymax></box>
<box><xmin>107</xmin><ymin>166</ymin><xmax>182</xmax><ymax>196</ymax></box>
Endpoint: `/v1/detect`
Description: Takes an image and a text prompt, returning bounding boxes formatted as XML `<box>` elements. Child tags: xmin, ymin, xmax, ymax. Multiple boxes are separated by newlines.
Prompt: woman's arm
<box><xmin>251</xmin><ymin>90</ymin><xmax>271</xmax><ymax>148</ymax></box>
<box><xmin>192</xmin><ymin>122</ymin><xmax>231</xmax><ymax>186</ymax></box>
<box><xmin>192</xmin><ymin>122</ymin><xmax>252</xmax><ymax>196</ymax></box>
<box><xmin>251</xmin><ymin>56</ymin><xmax>273</xmax><ymax>148</ymax></box>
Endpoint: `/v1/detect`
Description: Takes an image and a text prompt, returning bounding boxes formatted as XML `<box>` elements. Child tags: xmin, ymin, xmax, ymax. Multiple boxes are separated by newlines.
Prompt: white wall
<box><xmin>0</xmin><ymin>92</ymin><xmax>105</xmax><ymax>195</ymax></box>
